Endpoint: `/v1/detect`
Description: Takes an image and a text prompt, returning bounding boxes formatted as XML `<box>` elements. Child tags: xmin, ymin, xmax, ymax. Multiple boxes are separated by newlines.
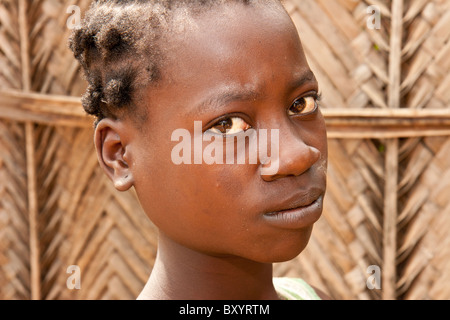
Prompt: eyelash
<box><xmin>207</xmin><ymin>92</ymin><xmax>321</xmax><ymax>135</ymax></box>
<box><xmin>207</xmin><ymin>116</ymin><xmax>251</xmax><ymax>135</ymax></box>
<box><xmin>288</xmin><ymin>92</ymin><xmax>321</xmax><ymax>116</ymax></box>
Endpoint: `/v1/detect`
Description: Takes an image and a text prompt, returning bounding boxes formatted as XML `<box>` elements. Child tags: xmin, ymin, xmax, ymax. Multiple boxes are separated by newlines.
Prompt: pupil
<box><xmin>291</xmin><ymin>98</ymin><xmax>306</xmax><ymax>113</ymax></box>
<box><xmin>217</xmin><ymin>119</ymin><xmax>232</xmax><ymax>132</ymax></box>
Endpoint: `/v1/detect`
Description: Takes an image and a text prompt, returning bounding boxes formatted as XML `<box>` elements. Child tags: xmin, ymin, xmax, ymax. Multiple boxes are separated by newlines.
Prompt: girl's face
<box><xmin>126</xmin><ymin>4</ymin><xmax>328</xmax><ymax>263</ymax></box>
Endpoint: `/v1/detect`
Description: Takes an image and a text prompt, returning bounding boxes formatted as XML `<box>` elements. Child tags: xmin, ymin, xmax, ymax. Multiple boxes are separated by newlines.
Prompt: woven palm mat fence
<box><xmin>0</xmin><ymin>0</ymin><xmax>449</xmax><ymax>300</ymax></box>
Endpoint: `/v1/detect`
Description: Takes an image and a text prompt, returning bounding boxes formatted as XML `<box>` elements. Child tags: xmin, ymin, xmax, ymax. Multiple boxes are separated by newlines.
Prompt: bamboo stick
<box><xmin>383</xmin><ymin>138</ymin><xmax>399</xmax><ymax>300</ymax></box>
<box><xmin>25</xmin><ymin>122</ymin><xmax>40</xmax><ymax>301</ymax></box>
<box><xmin>18</xmin><ymin>0</ymin><xmax>30</xmax><ymax>92</ymax></box>
<box><xmin>322</xmin><ymin>108</ymin><xmax>450</xmax><ymax>118</ymax></box>
<box><xmin>326</xmin><ymin>129</ymin><xmax>450</xmax><ymax>139</ymax></box>
<box><xmin>383</xmin><ymin>0</ymin><xmax>404</xmax><ymax>301</ymax></box>
<box><xmin>0</xmin><ymin>90</ymin><xmax>93</xmax><ymax>127</ymax></box>
<box><xmin>1</xmin><ymin>89</ymin><xmax>450</xmax><ymax>137</ymax></box>
<box><xmin>19</xmin><ymin>0</ymin><xmax>40</xmax><ymax>300</ymax></box>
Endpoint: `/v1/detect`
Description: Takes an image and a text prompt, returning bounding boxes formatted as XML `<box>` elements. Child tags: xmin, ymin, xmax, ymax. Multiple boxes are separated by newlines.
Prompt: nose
<box><xmin>260</xmin><ymin>129</ymin><xmax>321</xmax><ymax>182</ymax></box>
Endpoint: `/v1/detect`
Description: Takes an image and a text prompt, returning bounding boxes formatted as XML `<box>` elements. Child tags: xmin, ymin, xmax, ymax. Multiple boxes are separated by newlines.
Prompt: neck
<box><xmin>138</xmin><ymin>234</ymin><xmax>279</xmax><ymax>300</ymax></box>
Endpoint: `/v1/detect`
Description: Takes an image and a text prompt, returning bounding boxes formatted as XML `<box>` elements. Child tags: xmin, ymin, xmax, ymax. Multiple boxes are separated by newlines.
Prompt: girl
<box><xmin>69</xmin><ymin>0</ymin><xmax>329</xmax><ymax>300</ymax></box>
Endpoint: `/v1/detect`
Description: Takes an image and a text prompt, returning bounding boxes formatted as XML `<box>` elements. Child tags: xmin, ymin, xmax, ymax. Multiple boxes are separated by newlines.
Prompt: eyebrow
<box><xmin>289</xmin><ymin>70</ymin><xmax>317</xmax><ymax>90</ymax></box>
<box><xmin>187</xmin><ymin>70</ymin><xmax>318</xmax><ymax>118</ymax></box>
<box><xmin>187</xmin><ymin>85</ymin><xmax>259</xmax><ymax>118</ymax></box>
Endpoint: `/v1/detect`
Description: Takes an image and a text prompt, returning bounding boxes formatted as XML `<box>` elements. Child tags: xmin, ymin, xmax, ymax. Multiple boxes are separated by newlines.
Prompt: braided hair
<box><xmin>69</xmin><ymin>0</ymin><xmax>283</xmax><ymax>125</ymax></box>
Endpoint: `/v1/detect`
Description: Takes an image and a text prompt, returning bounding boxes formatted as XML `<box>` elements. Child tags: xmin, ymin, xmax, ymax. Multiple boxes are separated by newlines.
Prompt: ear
<box><xmin>94</xmin><ymin>118</ymin><xmax>134</xmax><ymax>192</ymax></box>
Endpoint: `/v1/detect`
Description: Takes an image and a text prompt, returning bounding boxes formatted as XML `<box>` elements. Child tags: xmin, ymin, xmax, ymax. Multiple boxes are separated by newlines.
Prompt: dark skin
<box><xmin>94</xmin><ymin>3</ymin><xmax>329</xmax><ymax>300</ymax></box>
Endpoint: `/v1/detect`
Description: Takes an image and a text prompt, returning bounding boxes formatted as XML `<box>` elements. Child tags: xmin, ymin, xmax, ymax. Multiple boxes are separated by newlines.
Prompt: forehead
<box><xmin>162</xmin><ymin>3</ymin><xmax>305</xmax><ymax>73</ymax></box>
<box><xmin>139</xmin><ymin>3</ymin><xmax>313</xmax><ymax>123</ymax></box>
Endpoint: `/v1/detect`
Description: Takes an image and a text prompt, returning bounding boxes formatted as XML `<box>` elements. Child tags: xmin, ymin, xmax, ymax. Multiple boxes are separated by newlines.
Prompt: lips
<box><xmin>265</xmin><ymin>188</ymin><xmax>324</xmax><ymax>214</ymax></box>
<box><xmin>263</xmin><ymin>188</ymin><xmax>324</xmax><ymax>229</ymax></box>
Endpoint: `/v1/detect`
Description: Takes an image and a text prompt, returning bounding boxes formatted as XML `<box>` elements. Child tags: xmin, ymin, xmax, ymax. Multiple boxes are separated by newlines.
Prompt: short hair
<box><xmin>69</xmin><ymin>0</ymin><xmax>283</xmax><ymax>125</ymax></box>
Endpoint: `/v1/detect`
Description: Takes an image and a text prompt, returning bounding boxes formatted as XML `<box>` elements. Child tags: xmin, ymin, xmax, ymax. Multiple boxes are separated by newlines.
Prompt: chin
<box><xmin>251</xmin><ymin>227</ymin><xmax>313</xmax><ymax>263</ymax></box>
<box><xmin>267</xmin><ymin>244</ymin><xmax>309</xmax><ymax>264</ymax></box>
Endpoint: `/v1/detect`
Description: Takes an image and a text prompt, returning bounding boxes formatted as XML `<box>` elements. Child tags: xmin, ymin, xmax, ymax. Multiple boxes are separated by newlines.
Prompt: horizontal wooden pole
<box><xmin>0</xmin><ymin>89</ymin><xmax>450</xmax><ymax>138</ymax></box>
<box><xmin>323</xmin><ymin>108</ymin><xmax>450</xmax><ymax>139</ymax></box>
<box><xmin>0</xmin><ymin>89</ymin><xmax>94</xmax><ymax>128</ymax></box>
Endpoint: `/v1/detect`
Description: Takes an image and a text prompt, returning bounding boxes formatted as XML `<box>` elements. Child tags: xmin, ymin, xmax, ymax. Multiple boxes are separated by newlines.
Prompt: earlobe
<box><xmin>94</xmin><ymin>119</ymin><xmax>135</xmax><ymax>192</ymax></box>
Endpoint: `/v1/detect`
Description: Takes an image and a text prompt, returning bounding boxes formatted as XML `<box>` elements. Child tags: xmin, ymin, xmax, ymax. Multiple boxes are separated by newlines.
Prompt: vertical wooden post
<box><xmin>25</xmin><ymin>122</ymin><xmax>40</xmax><ymax>300</ymax></box>
<box><xmin>383</xmin><ymin>0</ymin><xmax>403</xmax><ymax>300</ymax></box>
<box><xmin>388</xmin><ymin>0</ymin><xmax>403</xmax><ymax>111</ymax></box>
<box><xmin>383</xmin><ymin>138</ymin><xmax>399</xmax><ymax>300</ymax></box>
<box><xmin>19</xmin><ymin>0</ymin><xmax>41</xmax><ymax>300</ymax></box>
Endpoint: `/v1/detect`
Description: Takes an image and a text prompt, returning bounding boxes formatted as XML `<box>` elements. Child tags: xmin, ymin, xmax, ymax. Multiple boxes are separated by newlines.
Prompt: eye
<box><xmin>288</xmin><ymin>95</ymin><xmax>318</xmax><ymax>116</ymax></box>
<box><xmin>207</xmin><ymin>117</ymin><xmax>251</xmax><ymax>135</ymax></box>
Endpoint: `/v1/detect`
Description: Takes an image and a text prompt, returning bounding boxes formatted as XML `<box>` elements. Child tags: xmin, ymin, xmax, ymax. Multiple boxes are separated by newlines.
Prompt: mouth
<box><xmin>263</xmin><ymin>192</ymin><xmax>324</xmax><ymax>230</ymax></box>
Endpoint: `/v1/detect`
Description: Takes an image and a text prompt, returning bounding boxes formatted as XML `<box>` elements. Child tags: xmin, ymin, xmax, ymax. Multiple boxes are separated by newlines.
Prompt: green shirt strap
<box><xmin>273</xmin><ymin>277</ymin><xmax>321</xmax><ymax>300</ymax></box>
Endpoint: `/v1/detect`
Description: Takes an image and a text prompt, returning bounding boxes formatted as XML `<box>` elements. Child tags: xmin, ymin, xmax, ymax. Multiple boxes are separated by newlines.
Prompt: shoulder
<box><xmin>273</xmin><ymin>277</ymin><xmax>332</xmax><ymax>300</ymax></box>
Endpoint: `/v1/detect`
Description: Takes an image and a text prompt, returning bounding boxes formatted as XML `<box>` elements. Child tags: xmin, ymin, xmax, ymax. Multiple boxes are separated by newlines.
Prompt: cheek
<box><xmin>311</xmin><ymin>112</ymin><xmax>328</xmax><ymax>150</ymax></box>
<box><xmin>132</xmin><ymin>138</ymin><xmax>252</xmax><ymax>230</ymax></box>
<box><xmin>319</xmin><ymin>113</ymin><xmax>329</xmax><ymax>153</ymax></box>
<box><xmin>307</xmin><ymin>113</ymin><xmax>328</xmax><ymax>167</ymax></box>
<box><xmin>177</xmin><ymin>164</ymin><xmax>250</xmax><ymax>215</ymax></box>
<box><xmin>134</xmin><ymin>130</ymin><xmax>253</xmax><ymax>213</ymax></box>
<box><xmin>138</xmin><ymin>163</ymin><xmax>257</xmax><ymax>255</ymax></box>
